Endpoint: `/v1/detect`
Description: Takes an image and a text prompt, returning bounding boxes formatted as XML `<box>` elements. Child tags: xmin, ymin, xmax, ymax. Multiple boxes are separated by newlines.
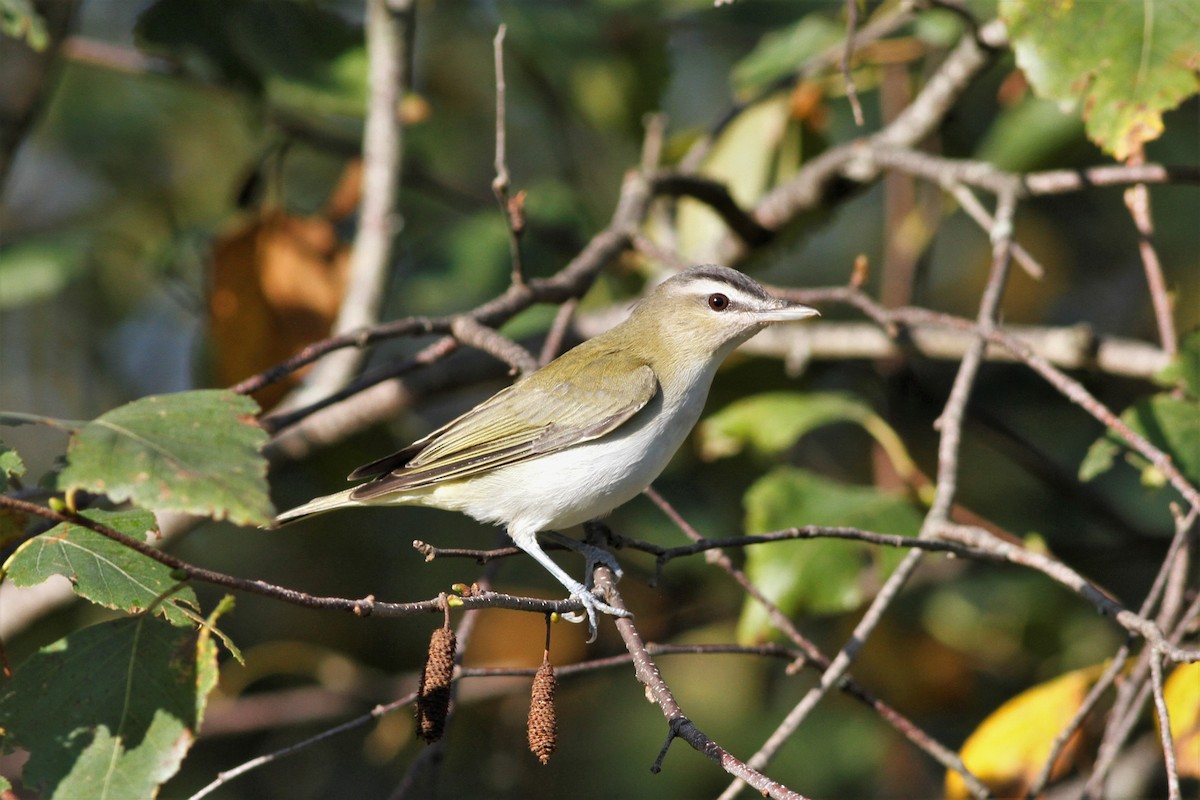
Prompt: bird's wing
<box><xmin>349</xmin><ymin>353</ymin><xmax>658</xmax><ymax>500</ymax></box>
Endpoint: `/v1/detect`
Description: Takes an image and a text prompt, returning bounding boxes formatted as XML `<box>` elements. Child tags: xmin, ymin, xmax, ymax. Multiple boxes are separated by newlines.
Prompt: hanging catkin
<box><xmin>415</xmin><ymin>625</ymin><xmax>456</xmax><ymax>743</ymax></box>
<box><xmin>527</xmin><ymin>656</ymin><xmax>558</xmax><ymax>764</ymax></box>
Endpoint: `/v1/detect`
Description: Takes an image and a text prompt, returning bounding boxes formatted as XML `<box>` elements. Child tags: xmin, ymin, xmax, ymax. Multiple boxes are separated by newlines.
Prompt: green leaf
<box><xmin>0</xmin><ymin>0</ymin><xmax>48</xmax><ymax>50</ymax></box>
<box><xmin>57</xmin><ymin>390</ymin><xmax>274</xmax><ymax>526</ymax></box>
<box><xmin>3</xmin><ymin>509</ymin><xmax>200</xmax><ymax>626</ymax></box>
<box><xmin>1001</xmin><ymin>0</ymin><xmax>1200</xmax><ymax>160</ymax></box>
<box><xmin>732</xmin><ymin>14</ymin><xmax>844</xmax><ymax>98</ymax></box>
<box><xmin>699</xmin><ymin>392</ymin><xmax>927</xmax><ymax>500</ymax></box>
<box><xmin>0</xmin><ymin>442</ymin><xmax>28</xmax><ymax>546</ymax></box>
<box><xmin>976</xmin><ymin>96</ymin><xmax>1085</xmax><ymax>172</ymax></box>
<box><xmin>0</xmin><ymin>441</ymin><xmax>25</xmax><ymax>491</ymax></box>
<box><xmin>0</xmin><ymin>615</ymin><xmax>220</xmax><ymax>799</ymax></box>
<box><xmin>1079</xmin><ymin>394</ymin><xmax>1200</xmax><ymax>487</ymax></box>
<box><xmin>698</xmin><ymin>391</ymin><xmax>875</xmax><ymax>460</ymax></box>
<box><xmin>737</xmin><ymin>468</ymin><xmax>922</xmax><ymax>642</ymax></box>
<box><xmin>0</xmin><ymin>234</ymin><xmax>90</xmax><ymax>308</ymax></box>
<box><xmin>1156</xmin><ymin>330</ymin><xmax>1200</xmax><ymax>399</ymax></box>
<box><xmin>677</xmin><ymin>93</ymin><xmax>792</xmax><ymax>262</ymax></box>
<box><xmin>137</xmin><ymin>0</ymin><xmax>364</xmax><ymax>113</ymax></box>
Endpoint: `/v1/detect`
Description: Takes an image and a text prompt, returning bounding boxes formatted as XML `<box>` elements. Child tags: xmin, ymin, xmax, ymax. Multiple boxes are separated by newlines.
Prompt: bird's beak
<box><xmin>753</xmin><ymin>300</ymin><xmax>820</xmax><ymax>323</ymax></box>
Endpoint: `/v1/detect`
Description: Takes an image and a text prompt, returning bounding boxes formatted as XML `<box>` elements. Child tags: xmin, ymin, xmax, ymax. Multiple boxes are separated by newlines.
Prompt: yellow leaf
<box><xmin>1162</xmin><ymin>662</ymin><xmax>1200</xmax><ymax>778</ymax></box>
<box><xmin>946</xmin><ymin>664</ymin><xmax>1104</xmax><ymax>799</ymax></box>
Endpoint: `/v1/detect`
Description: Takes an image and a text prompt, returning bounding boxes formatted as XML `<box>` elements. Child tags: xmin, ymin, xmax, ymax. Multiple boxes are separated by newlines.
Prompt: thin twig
<box><xmin>450</xmin><ymin>315</ymin><xmax>537</xmax><ymax>376</ymax></box>
<box><xmin>592</xmin><ymin>567</ymin><xmax>808</xmax><ymax>800</ymax></box>
<box><xmin>1028</xmin><ymin>511</ymin><xmax>1196</xmax><ymax>795</ymax></box>
<box><xmin>280</xmin><ymin>0</ymin><xmax>411</xmax><ymax>410</ymax></box>
<box><xmin>1124</xmin><ymin>173</ymin><xmax>1177</xmax><ymax>355</ymax></box>
<box><xmin>491</xmin><ymin>23</ymin><xmax>525</xmax><ymax>287</ymax></box>
<box><xmin>539</xmin><ymin>297</ymin><xmax>578</xmax><ymax>366</ymax></box>
<box><xmin>946</xmin><ymin>182</ymin><xmax>1044</xmax><ymax>279</ymax></box>
<box><xmin>643</xmin><ymin>489</ymin><xmax>992</xmax><ymax>799</ymax></box>
<box><xmin>0</xmin><ymin>496</ymin><xmax>616</xmax><ymax>622</ymax></box>
<box><xmin>1149</xmin><ymin>652</ymin><xmax>1182</xmax><ymax>800</ymax></box>
<box><xmin>260</xmin><ymin>168</ymin><xmax>654</xmax><ymax>460</ymax></box>
<box><xmin>841</xmin><ymin>0</ymin><xmax>865</xmax><ymax>126</ymax></box>
<box><xmin>722</xmin><ymin>179</ymin><xmax>1018</xmax><ymax>800</ymax></box>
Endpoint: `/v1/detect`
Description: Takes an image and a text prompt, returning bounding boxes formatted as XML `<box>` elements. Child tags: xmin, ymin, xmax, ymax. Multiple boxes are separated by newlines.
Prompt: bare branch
<box><xmin>841</xmin><ymin>0</ymin><xmax>865</xmax><ymax>127</ymax></box>
<box><xmin>281</xmin><ymin>0</ymin><xmax>412</xmax><ymax>409</ymax></box>
<box><xmin>1124</xmin><ymin>173</ymin><xmax>1178</xmax><ymax>356</ymax></box>
<box><xmin>491</xmin><ymin>23</ymin><xmax>526</xmax><ymax>287</ymax></box>
<box><xmin>593</xmin><ymin>567</ymin><xmax>809</xmax><ymax>800</ymax></box>
<box><xmin>642</xmin><ymin>489</ymin><xmax>992</xmax><ymax>799</ymax></box>
<box><xmin>450</xmin><ymin>315</ymin><xmax>537</xmax><ymax>377</ymax></box>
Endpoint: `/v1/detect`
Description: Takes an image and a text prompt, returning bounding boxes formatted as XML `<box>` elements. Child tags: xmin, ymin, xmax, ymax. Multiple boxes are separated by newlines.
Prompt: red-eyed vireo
<box><xmin>276</xmin><ymin>265</ymin><xmax>819</xmax><ymax>638</ymax></box>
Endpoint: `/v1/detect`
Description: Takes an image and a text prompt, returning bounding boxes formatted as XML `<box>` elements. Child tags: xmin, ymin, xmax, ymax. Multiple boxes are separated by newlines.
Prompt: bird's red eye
<box><xmin>707</xmin><ymin>293</ymin><xmax>730</xmax><ymax>311</ymax></box>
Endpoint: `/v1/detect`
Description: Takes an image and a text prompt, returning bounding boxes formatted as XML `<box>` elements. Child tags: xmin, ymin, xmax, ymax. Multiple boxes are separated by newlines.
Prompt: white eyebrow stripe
<box><xmin>677</xmin><ymin>279</ymin><xmax>766</xmax><ymax>302</ymax></box>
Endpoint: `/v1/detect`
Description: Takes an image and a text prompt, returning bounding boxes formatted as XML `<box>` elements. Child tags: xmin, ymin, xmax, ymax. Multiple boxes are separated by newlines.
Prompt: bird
<box><xmin>275</xmin><ymin>265</ymin><xmax>819</xmax><ymax>639</ymax></box>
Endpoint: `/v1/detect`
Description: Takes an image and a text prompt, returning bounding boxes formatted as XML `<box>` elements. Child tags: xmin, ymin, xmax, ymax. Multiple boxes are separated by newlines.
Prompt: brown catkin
<box><xmin>415</xmin><ymin>626</ymin><xmax>456</xmax><ymax>743</ymax></box>
<box><xmin>527</xmin><ymin>658</ymin><xmax>558</xmax><ymax>764</ymax></box>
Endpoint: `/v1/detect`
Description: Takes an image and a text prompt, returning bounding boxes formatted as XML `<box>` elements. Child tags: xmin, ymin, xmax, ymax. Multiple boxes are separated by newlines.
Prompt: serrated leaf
<box><xmin>946</xmin><ymin>665</ymin><xmax>1104</xmax><ymax>798</ymax></box>
<box><xmin>0</xmin><ymin>615</ymin><xmax>220</xmax><ymax>799</ymax></box>
<box><xmin>1157</xmin><ymin>330</ymin><xmax>1200</xmax><ymax>399</ymax></box>
<box><xmin>1079</xmin><ymin>393</ymin><xmax>1200</xmax><ymax>486</ymax></box>
<box><xmin>1001</xmin><ymin>0</ymin><xmax>1200</xmax><ymax>160</ymax></box>
<box><xmin>737</xmin><ymin>468</ymin><xmax>921</xmax><ymax>642</ymax></box>
<box><xmin>699</xmin><ymin>391</ymin><xmax>875</xmax><ymax>460</ymax></box>
<box><xmin>3</xmin><ymin>509</ymin><xmax>199</xmax><ymax>626</ymax></box>
<box><xmin>1162</xmin><ymin>662</ymin><xmax>1200</xmax><ymax>778</ymax></box>
<box><xmin>57</xmin><ymin>390</ymin><xmax>274</xmax><ymax>526</ymax></box>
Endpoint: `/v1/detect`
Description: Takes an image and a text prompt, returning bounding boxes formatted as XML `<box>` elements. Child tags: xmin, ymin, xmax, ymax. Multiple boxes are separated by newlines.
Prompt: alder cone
<box><xmin>416</xmin><ymin>626</ymin><xmax>456</xmax><ymax>743</ymax></box>
<box><xmin>527</xmin><ymin>659</ymin><xmax>558</xmax><ymax>765</ymax></box>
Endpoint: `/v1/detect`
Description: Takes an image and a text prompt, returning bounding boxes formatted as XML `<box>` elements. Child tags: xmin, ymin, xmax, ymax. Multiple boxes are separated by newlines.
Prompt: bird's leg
<box><xmin>542</xmin><ymin>530</ymin><xmax>624</xmax><ymax>586</ymax></box>
<box><xmin>516</xmin><ymin>532</ymin><xmax>630</xmax><ymax>643</ymax></box>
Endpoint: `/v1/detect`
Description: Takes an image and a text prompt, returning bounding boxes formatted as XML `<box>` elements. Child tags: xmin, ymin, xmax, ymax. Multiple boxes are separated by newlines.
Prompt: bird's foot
<box><xmin>559</xmin><ymin>583</ymin><xmax>631</xmax><ymax>643</ymax></box>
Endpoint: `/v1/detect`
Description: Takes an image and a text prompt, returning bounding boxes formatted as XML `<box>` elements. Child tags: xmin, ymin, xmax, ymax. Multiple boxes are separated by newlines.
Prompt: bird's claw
<box><xmin>560</xmin><ymin>587</ymin><xmax>632</xmax><ymax>643</ymax></box>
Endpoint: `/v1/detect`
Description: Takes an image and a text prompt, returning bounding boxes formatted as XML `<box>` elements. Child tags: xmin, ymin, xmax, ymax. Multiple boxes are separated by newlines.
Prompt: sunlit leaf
<box><xmin>699</xmin><ymin>391</ymin><xmax>875</xmax><ymax>460</ymax></box>
<box><xmin>3</xmin><ymin>509</ymin><xmax>199</xmax><ymax>627</ymax></box>
<box><xmin>677</xmin><ymin>94</ymin><xmax>791</xmax><ymax>263</ymax></box>
<box><xmin>0</xmin><ymin>615</ymin><xmax>223</xmax><ymax>799</ymax></box>
<box><xmin>947</xmin><ymin>665</ymin><xmax>1103</xmax><ymax>798</ymax></box>
<box><xmin>1</xmin><ymin>0</ymin><xmax>48</xmax><ymax>49</ymax></box>
<box><xmin>737</xmin><ymin>468</ymin><xmax>921</xmax><ymax>642</ymax></box>
<box><xmin>57</xmin><ymin>390</ymin><xmax>274</xmax><ymax>526</ymax></box>
<box><xmin>1162</xmin><ymin>662</ymin><xmax>1200</xmax><ymax>778</ymax></box>
<box><xmin>700</xmin><ymin>391</ymin><xmax>925</xmax><ymax>499</ymax></box>
<box><xmin>1001</xmin><ymin>0</ymin><xmax>1200</xmax><ymax>159</ymax></box>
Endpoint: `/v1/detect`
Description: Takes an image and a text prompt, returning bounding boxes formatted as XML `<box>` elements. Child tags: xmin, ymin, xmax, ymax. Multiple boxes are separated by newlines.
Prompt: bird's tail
<box><xmin>273</xmin><ymin>488</ymin><xmax>359</xmax><ymax>526</ymax></box>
